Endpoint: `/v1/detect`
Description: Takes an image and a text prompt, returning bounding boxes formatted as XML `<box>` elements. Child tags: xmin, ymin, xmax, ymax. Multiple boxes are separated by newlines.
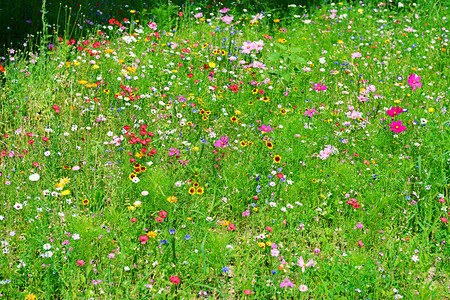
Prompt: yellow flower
<box><xmin>258</xmin><ymin>242</ymin><xmax>266</xmax><ymax>249</ymax></box>
<box><xmin>78</xmin><ymin>80</ymin><xmax>88</xmax><ymax>85</ymax></box>
<box><xmin>82</xmin><ymin>199</ymin><xmax>89</xmax><ymax>205</ymax></box>
<box><xmin>61</xmin><ymin>190</ymin><xmax>70</xmax><ymax>196</ymax></box>
<box><xmin>167</xmin><ymin>196</ymin><xmax>178</xmax><ymax>203</ymax></box>
<box><xmin>428</xmin><ymin>107</ymin><xmax>435</xmax><ymax>113</ymax></box>
<box><xmin>208</xmin><ymin>62</ymin><xmax>216</xmax><ymax>68</ymax></box>
<box><xmin>193</xmin><ymin>146</ymin><xmax>200</xmax><ymax>151</ymax></box>
<box><xmin>25</xmin><ymin>294</ymin><xmax>37</xmax><ymax>300</ymax></box>
<box><xmin>127</xmin><ymin>205</ymin><xmax>136</xmax><ymax>211</ymax></box>
<box><xmin>147</xmin><ymin>231</ymin><xmax>157</xmax><ymax>238</ymax></box>
<box><xmin>274</xmin><ymin>19</ymin><xmax>280</xmax><ymax>22</ymax></box>
<box><xmin>266</xmin><ymin>241</ymin><xmax>272</xmax><ymax>246</ymax></box>
<box><xmin>60</xmin><ymin>177</ymin><xmax>70</xmax><ymax>184</ymax></box>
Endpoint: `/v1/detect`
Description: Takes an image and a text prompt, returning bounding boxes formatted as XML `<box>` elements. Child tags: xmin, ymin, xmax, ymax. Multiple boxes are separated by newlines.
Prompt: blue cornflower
<box><xmin>222</xmin><ymin>267</ymin><xmax>230</xmax><ymax>272</ymax></box>
<box><xmin>169</xmin><ymin>229</ymin><xmax>176</xmax><ymax>235</ymax></box>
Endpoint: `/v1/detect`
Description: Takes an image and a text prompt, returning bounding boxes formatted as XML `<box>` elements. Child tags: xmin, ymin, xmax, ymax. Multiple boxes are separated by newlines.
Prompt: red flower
<box><xmin>169</xmin><ymin>276</ymin><xmax>181</xmax><ymax>284</ymax></box>
<box><xmin>139</xmin><ymin>235</ymin><xmax>149</xmax><ymax>245</ymax></box>
<box><xmin>243</xmin><ymin>290</ymin><xmax>252</xmax><ymax>295</ymax></box>
<box><xmin>266</xmin><ymin>226</ymin><xmax>273</xmax><ymax>232</ymax></box>
<box><xmin>357</xmin><ymin>241</ymin><xmax>364</xmax><ymax>247</ymax></box>
<box><xmin>42</xmin><ymin>137</ymin><xmax>49</xmax><ymax>142</ymax></box>
<box><xmin>77</xmin><ymin>260</ymin><xmax>85</xmax><ymax>266</ymax></box>
<box><xmin>277</xmin><ymin>173</ymin><xmax>284</xmax><ymax>179</ymax></box>
<box><xmin>159</xmin><ymin>210</ymin><xmax>167</xmax><ymax>219</ymax></box>
<box><xmin>130</xmin><ymin>217</ymin><xmax>137</xmax><ymax>223</ymax></box>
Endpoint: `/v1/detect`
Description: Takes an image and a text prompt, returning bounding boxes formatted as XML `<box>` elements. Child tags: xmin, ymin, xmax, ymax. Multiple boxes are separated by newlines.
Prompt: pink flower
<box><xmin>389</xmin><ymin>120</ymin><xmax>406</xmax><ymax>133</ymax></box>
<box><xmin>304</xmin><ymin>108</ymin><xmax>318</xmax><ymax>118</ymax></box>
<box><xmin>387</xmin><ymin>106</ymin><xmax>402</xmax><ymax>117</ymax></box>
<box><xmin>441</xmin><ymin>217</ymin><xmax>448</xmax><ymax>223</ymax></box>
<box><xmin>297</xmin><ymin>256</ymin><xmax>315</xmax><ymax>272</ymax></box>
<box><xmin>280</xmin><ymin>277</ymin><xmax>295</xmax><ymax>288</ymax></box>
<box><xmin>312</xmin><ymin>83</ymin><xmax>327</xmax><ymax>91</ymax></box>
<box><xmin>243</xmin><ymin>290</ymin><xmax>252</xmax><ymax>295</ymax></box>
<box><xmin>299</xmin><ymin>285</ymin><xmax>308</xmax><ymax>292</ymax></box>
<box><xmin>77</xmin><ymin>260</ymin><xmax>85</xmax><ymax>266</ymax></box>
<box><xmin>357</xmin><ymin>241</ymin><xmax>364</xmax><ymax>247</ymax></box>
<box><xmin>214</xmin><ymin>135</ymin><xmax>229</xmax><ymax>148</ymax></box>
<box><xmin>258</xmin><ymin>124</ymin><xmax>275</xmax><ymax>133</ymax></box>
<box><xmin>407</xmin><ymin>73</ymin><xmax>422</xmax><ymax>91</ymax></box>
<box><xmin>130</xmin><ymin>217</ymin><xmax>137</xmax><ymax>223</ymax></box>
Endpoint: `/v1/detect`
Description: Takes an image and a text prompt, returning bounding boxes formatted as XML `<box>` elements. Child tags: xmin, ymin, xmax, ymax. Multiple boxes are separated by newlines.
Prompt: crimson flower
<box><xmin>389</xmin><ymin>120</ymin><xmax>406</xmax><ymax>133</ymax></box>
<box><xmin>169</xmin><ymin>276</ymin><xmax>181</xmax><ymax>284</ymax></box>
<box><xmin>387</xmin><ymin>106</ymin><xmax>402</xmax><ymax>117</ymax></box>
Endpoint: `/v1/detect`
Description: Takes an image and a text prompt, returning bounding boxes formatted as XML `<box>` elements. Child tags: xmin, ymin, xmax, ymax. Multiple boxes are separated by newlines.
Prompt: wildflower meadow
<box><xmin>0</xmin><ymin>0</ymin><xmax>449</xmax><ymax>298</ymax></box>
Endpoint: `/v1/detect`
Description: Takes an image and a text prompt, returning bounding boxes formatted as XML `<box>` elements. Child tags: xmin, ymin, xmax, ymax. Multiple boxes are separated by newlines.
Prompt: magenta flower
<box><xmin>214</xmin><ymin>135</ymin><xmax>229</xmax><ymax>148</ymax></box>
<box><xmin>387</xmin><ymin>106</ymin><xmax>402</xmax><ymax>118</ymax></box>
<box><xmin>280</xmin><ymin>277</ymin><xmax>295</xmax><ymax>288</ymax></box>
<box><xmin>389</xmin><ymin>120</ymin><xmax>406</xmax><ymax>133</ymax></box>
<box><xmin>312</xmin><ymin>83</ymin><xmax>327</xmax><ymax>91</ymax></box>
<box><xmin>407</xmin><ymin>73</ymin><xmax>422</xmax><ymax>91</ymax></box>
<box><xmin>168</xmin><ymin>148</ymin><xmax>180</xmax><ymax>157</ymax></box>
<box><xmin>304</xmin><ymin>108</ymin><xmax>318</xmax><ymax>118</ymax></box>
<box><xmin>258</xmin><ymin>124</ymin><xmax>275</xmax><ymax>133</ymax></box>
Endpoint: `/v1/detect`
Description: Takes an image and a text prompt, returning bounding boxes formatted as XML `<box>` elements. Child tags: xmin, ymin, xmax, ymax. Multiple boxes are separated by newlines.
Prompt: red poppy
<box><xmin>139</xmin><ymin>235</ymin><xmax>149</xmax><ymax>244</ymax></box>
<box><xmin>169</xmin><ymin>276</ymin><xmax>181</xmax><ymax>284</ymax></box>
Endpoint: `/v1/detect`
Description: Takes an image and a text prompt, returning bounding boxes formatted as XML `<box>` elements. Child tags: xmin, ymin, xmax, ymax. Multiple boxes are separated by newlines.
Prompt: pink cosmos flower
<box><xmin>168</xmin><ymin>148</ymin><xmax>180</xmax><ymax>157</ymax></box>
<box><xmin>387</xmin><ymin>106</ymin><xmax>403</xmax><ymax>117</ymax></box>
<box><xmin>304</xmin><ymin>108</ymin><xmax>318</xmax><ymax>118</ymax></box>
<box><xmin>258</xmin><ymin>124</ymin><xmax>275</xmax><ymax>133</ymax></box>
<box><xmin>297</xmin><ymin>256</ymin><xmax>315</xmax><ymax>273</ymax></box>
<box><xmin>312</xmin><ymin>83</ymin><xmax>327</xmax><ymax>91</ymax></box>
<box><xmin>407</xmin><ymin>73</ymin><xmax>422</xmax><ymax>91</ymax></box>
<box><xmin>214</xmin><ymin>135</ymin><xmax>229</xmax><ymax>148</ymax></box>
<box><xmin>389</xmin><ymin>120</ymin><xmax>406</xmax><ymax>133</ymax></box>
<box><xmin>280</xmin><ymin>278</ymin><xmax>295</xmax><ymax>288</ymax></box>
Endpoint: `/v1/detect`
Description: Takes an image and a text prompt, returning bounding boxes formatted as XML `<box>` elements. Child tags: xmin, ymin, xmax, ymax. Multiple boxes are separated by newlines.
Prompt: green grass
<box><xmin>0</xmin><ymin>0</ymin><xmax>449</xmax><ymax>299</ymax></box>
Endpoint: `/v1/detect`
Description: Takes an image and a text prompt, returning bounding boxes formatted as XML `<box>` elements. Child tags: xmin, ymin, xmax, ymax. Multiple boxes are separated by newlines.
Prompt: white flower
<box><xmin>14</xmin><ymin>203</ymin><xmax>23</xmax><ymax>210</ymax></box>
<box><xmin>412</xmin><ymin>255</ymin><xmax>419</xmax><ymax>262</ymax></box>
<box><xmin>72</xmin><ymin>166</ymin><xmax>80</xmax><ymax>171</ymax></box>
<box><xmin>45</xmin><ymin>251</ymin><xmax>53</xmax><ymax>258</ymax></box>
<box><xmin>43</xmin><ymin>243</ymin><xmax>52</xmax><ymax>250</ymax></box>
<box><xmin>44</xmin><ymin>151</ymin><xmax>51</xmax><ymax>156</ymax></box>
<box><xmin>132</xmin><ymin>177</ymin><xmax>140</xmax><ymax>183</ymax></box>
<box><xmin>226</xmin><ymin>245</ymin><xmax>234</xmax><ymax>250</ymax></box>
<box><xmin>72</xmin><ymin>233</ymin><xmax>80</xmax><ymax>240</ymax></box>
<box><xmin>134</xmin><ymin>201</ymin><xmax>142</xmax><ymax>207</ymax></box>
<box><xmin>269</xmin><ymin>202</ymin><xmax>277</xmax><ymax>207</ymax></box>
<box><xmin>141</xmin><ymin>191</ymin><xmax>149</xmax><ymax>196</ymax></box>
<box><xmin>124</xmin><ymin>266</ymin><xmax>130</xmax><ymax>271</ymax></box>
<box><xmin>29</xmin><ymin>173</ymin><xmax>40</xmax><ymax>181</ymax></box>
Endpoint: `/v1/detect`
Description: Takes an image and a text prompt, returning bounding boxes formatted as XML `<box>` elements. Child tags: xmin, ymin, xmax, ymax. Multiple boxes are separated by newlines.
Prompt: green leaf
<box><xmin>274</xmin><ymin>43</ymin><xmax>287</xmax><ymax>50</ymax></box>
<box><xmin>267</xmin><ymin>52</ymin><xmax>281</xmax><ymax>61</ymax></box>
<box><xmin>290</xmin><ymin>47</ymin><xmax>302</xmax><ymax>53</ymax></box>
<box><xmin>290</xmin><ymin>55</ymin><xmax>306</xmax><ymax>64</ymax></box>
